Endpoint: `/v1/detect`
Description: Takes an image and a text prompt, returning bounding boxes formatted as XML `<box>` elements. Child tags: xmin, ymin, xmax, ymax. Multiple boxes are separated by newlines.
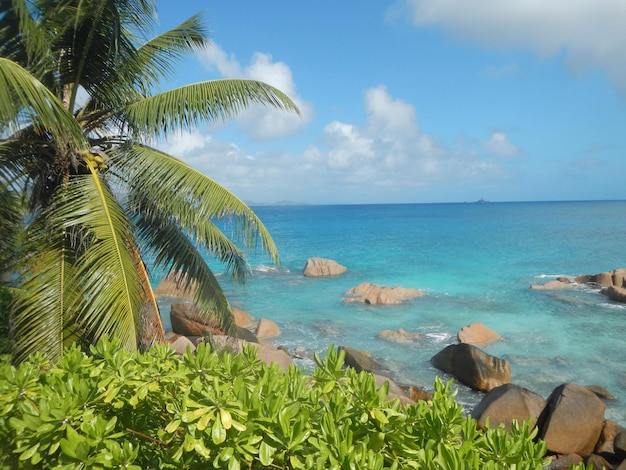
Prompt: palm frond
<box><xmin>12</xmin><ymin>214</ymin><xmax>77</xmax><ymax>363</ymax></box>
<box><xmin>124</xmin><ymin>79</ymin><xmax>300</xmax><ymax>137</ymax></box>
<box><xmin>129</xmin><ymin>13</ymin><xmax>209</xmax><ymax>90</ymax></box>
<box><xmin>134</xmin><ymin>210</ymin><xmax>235</xmax><ymax>332</ymax></box>
<box><xmin>57</xmin><ymin>166</ymin><xmax>144</xmax><ymax>352</ymax></box>
<box><xmin>0</xmin><ymin>0</ymin><xmax>50</xmax><ymax>73</ymax></box>
<box><xmin>0</xmin><ymin>57</ymin><xmax>84</xmax><ymax>147</ymax></box>
<box><xmin>114</xmin><ymin>143</ymin><xmax>279</xmax><ymax>265</ymax></box>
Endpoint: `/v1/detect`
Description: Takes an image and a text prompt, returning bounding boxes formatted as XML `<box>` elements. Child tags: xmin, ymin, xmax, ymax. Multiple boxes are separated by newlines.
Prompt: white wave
<box><xmin>425</xmin><ymin>333</ymin><xmax>453</xmax><ymax>342</ymax></box>
<box><xmin>252</xmin><ymin>264</ymin><xmax>290</xmax><ymax>273</ymax></box>
<box><xmin>600</xmin><ymin>302</ymin><xmax>626</xmax><ymax>310</ymax></box>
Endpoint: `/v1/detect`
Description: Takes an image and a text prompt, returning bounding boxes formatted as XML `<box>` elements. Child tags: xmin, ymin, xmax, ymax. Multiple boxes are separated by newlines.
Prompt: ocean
<box><xmin>157</xmin><ymin>200</ymin><xmax>626</xmax><ymax>423</ymax></box>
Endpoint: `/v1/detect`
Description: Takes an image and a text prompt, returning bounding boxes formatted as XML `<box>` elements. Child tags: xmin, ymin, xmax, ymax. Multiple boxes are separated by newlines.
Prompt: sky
<box><xmin>154</xmin><ymin>0</ymin><xmax>626</xmax><ymax>205</ymax></box>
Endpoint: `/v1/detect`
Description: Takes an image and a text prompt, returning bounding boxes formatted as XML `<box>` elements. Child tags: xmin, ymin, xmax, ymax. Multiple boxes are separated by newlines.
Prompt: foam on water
<box><xmin>152</xmin><ymin>201</ymin><xmax>626</xmax><ymax>423</ymax></box>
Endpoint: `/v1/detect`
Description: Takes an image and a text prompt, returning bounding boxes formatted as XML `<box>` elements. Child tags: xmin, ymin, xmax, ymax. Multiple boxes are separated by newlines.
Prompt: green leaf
<box><xmin>211</xmin><ymin>417</ymin><xmax>226</xmax><ymax>444</ymax></box>
<box><xmin>259</xmin><ymin>441</ymin><xmax>276</xmax><ymax>466</ymax></box>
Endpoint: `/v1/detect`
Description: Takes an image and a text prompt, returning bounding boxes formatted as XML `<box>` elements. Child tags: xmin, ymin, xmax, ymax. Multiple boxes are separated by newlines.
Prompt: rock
<box><xmin>401</xmin><ymin>384</ymin><xmax>433</xmax><ymax>403</ymax></box>
<box><xmin>167</xmin><ymin>334</ymin><xmax>196</xmax><ymax>355</ymax></box>
<box><xmin>602</xmin><ymin>285</ymin><xmax>626</xmax><ymax>303</ymax></box>
<box><xmin>471</xmin><ymin>383</ymin><xmax>546</xmax><ymax>431</ymax></box>
<box><xmin>377</xmin><ymin>328</ymin><xmax>424</xmax><ymax>342</ymax></box>
<box><xmin>303</xmin><ymin>257</ymin><xmax>347</xmax><ymax>277</ymax></box>
<box><xmin>431</xmin><ymin>343</ymin><xmax>511</xmax><ymax>392</ymax></box>
<box><xmin>530</xmin><ymin>280</ymin><xmax>572</xmax><ymax>290</ymax></box>
<box><xmin>585</xmin><ymin>454</ymin><xmax>613</xmax><ymax>470</ymax></box>
<box><xmin>154</xmin><ymin>270</ymin><xmax>197</xmax><ymax>298</ymax></box>
<box><xmin>457</xmin><ymin>322</ymin><xmax>501</xmax><ymax>345</ymax></box>
<box><xmin>585</xmin><ymin>385</ymin><xmax>615</xmax><ymax>400</ymax></box>
<box><xmin>339</xmin><ymin>346</ymin><xmax>385</xmax><ymax>374</ymax></box>
<box><xmin>254</xmin><ymin>342</ymin><xmax>293</xmax><ymax>372</ymax></box>
<box><xmin>574</xmin><ymin>274</ymin><xmax>595</xmax><ymax>284</ymax></box>
<box><xmin>545</xmin><ymin>453</ymin><xmax>583</xmax><ymax>470</ymax></box>
<box><xmin>170</xmin><ymin>303</ymin><xmax>221</xmax><ymax>337</ymax></box>
<box><xmin>537</xmin><ymin>383</ymin><xmax>606</xmax><ymax>456</ymax></box>
<box><xmin>232</xmin><ymin>307</ymin><xmax>255</xmax><ymax>328</ymax></box>
<box><xmin>344</xmin><ymin>282</ymin><xmax>426</xmax><ymax>305</ymax></box>
<box><xmin>613</xmin><ymin>268</ymin><xmax>626</xmax><ymax>287</ymax></box>
<box><xmin>234</xmin><ymin>326</ymin><xmax>258</xmax><ymax>343</ymax></box>
<box><xmin>255</xmin><ymin>317</ymin><xmax>281</xmax><ymax>339</ymax></box>
<box><xmin>615</xmin><ymin>431</ymin><xmax>626</xmax><ymax>460</ymax></box>
<box><xmin>595</xmin><ymin>420</ymin><xmax>625</xmax><ymax>455</ymax></box>
<box><xmin>595</xmin><ymin>272</ymin><xmax>614</xmax><ymax>286</ymax></box>
<box><xmin>373</xmin><ymin>374</ymin><xmax>415</xmax><ymax>406</ymax></box>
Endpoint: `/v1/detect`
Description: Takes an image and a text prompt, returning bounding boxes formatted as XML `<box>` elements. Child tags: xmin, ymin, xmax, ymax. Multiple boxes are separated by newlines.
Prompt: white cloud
<box><xmin>197</xmin><ymin>45</ymin><xmax>313</xmax><ymax>140</ymax></box>
<box><xmin>481</xmin><ymin>132</ymin><xmax>524</xmax><ymax>159</ymax></box>
<box><xmin>160</xmin><ymin>87</ymin><xmax>517</xmax><ymax>204</ymax></box>
<box><xmin>395</xmin><ymin>0</ymin><xmax>626</xmax><ymax>94</ymax></box>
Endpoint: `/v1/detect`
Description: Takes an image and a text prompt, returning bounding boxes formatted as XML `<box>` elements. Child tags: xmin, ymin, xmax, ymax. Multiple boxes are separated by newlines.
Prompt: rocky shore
<box><xmin>155</xmin><ymin>262</ymin><xmax>626</xmax><ymax>469</ymax></box>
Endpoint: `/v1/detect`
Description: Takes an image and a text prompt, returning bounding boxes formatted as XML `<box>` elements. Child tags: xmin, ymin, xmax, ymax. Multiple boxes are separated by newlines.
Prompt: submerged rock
<box><xmin>344</xmin><ymin>282</ymin><xmax>426</xmax><ymax>305</ymax></box>
<box><xmin>377</xmin><ymin>328</ymin><xmax>425</xmax><ymax>343</ymax></box>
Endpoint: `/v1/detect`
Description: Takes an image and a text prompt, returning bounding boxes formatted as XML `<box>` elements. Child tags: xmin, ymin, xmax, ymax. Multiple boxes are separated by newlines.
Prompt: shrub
<box><xmin>0</xmin><ymin>338</ymin><xmax>581</xmax><ymax>469</ymax></box>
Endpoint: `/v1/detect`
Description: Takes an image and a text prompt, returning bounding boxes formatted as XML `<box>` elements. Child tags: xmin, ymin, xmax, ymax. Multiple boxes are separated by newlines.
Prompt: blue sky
<box><xmin>154</xmin><ymin>0</ymin><xmax>626</xmax><ymax>204</ymax></box>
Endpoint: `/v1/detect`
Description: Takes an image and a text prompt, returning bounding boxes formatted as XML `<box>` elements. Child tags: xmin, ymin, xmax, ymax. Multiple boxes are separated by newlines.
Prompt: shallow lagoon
<box><xmin>158</xmin><ymin>201</ymin><xmax>626</xmax><ymax>423</ymax></box>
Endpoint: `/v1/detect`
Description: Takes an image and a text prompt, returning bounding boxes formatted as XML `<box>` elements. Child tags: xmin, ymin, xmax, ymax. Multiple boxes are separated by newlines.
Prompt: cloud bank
<box><xmin>161</xmin><ymin>84</ymin><xmax>516</xmax><ymax>203</ymax></box>
<box><xmin>395</xmin><ymin>0</ymin><xmax>626</xmax><ymax>94</ymax></box>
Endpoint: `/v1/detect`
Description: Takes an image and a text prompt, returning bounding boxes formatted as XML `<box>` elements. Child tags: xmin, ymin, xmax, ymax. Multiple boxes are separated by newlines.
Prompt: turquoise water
<box><xmin>157</xmin><ymin>201</ymin><xmax>626</xmax><ymax>422</ymax></box>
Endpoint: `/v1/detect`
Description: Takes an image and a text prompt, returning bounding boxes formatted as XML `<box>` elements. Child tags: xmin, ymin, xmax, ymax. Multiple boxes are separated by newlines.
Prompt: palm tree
<box><xmin>0</xmin><ymin>0</ymin><xmax>299</xmax><ymax>363</ymax></box>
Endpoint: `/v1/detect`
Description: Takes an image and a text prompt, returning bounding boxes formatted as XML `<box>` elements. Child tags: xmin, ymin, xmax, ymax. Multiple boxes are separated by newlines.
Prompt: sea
<box><xmin>155</xmin><ymin>200</ymin><xmax>626</xmax><ymax>423</ymax></box>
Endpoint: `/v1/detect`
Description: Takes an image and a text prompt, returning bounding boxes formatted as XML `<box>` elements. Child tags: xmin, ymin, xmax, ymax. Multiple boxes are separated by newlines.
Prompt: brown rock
<box><xmin>339</xmin><ymin>346</ymin><xmax>385</xmax><ymax>373</ymax></box>
<box><xmin>603</xmin><ymin>285</ymin><xmax>626</xmax><ymax>303</ymax></box>
<box><xmin>234</xmin><ymin>326</ymin><xmax>258</xmax><ymax>343</ymax></box>
<box><xmin>303</xmin><ymin>257</ymin><xmax>347</xmax><ymax>277</ymax></box>
<box><xmin>538</xmin><ymin>383</ymin><xmax>606</xmax><ymax>456</ymax></box>
<box><xmin>457</xmin><ymin>322</ymin><xmax>501</xmax><ymax>345</ymax></box>
<box><xmin>373</xmin><ymin>374</ymin><xmax>415</xmax><ymax>406</ymax></box>
<box><xmin>154</xmin><ymin>271</ymin><xmax>197</xmax><ymax>298</ymax></box>
<box><xmin>232</xmin><ymin>307</ymin><xmax>255</xmax><ymax>328</ymax></box>
<box><xmin>167</xmin><ymin>334</ymin><xmax>196</xmax><ymax>355</ymax></box>
<box><xmin>545</xmin><ymin>453</ymin><xmax>583</xmax><ymax>470</ymax></box>
<box><xmin>595</xmin><ymin>420</ymin><xmax>625</xmax><ymax>455</ymax></box>
<box><xmin>344</xmin><ymin>282</ymin><xmax>426</xmax><ymax>305</ymax></box>
<box><xmin>170</xmin><ymin>303</ymin><xmax>221</xmax><ymax>337</ymax></box>
<box><xmin>377</xmin><ymin>328</ymin><xmax>424</xmax><ymax>342</ymax></box>
<box><xmin>471</xmin><ymin>383</ymin><xmax>546</xmax><ymax>431</ymax></box>
<box><xmin>574</xmin><ymin>274</ymin><xmax>595</xmax><ymax>284</ymax></box>
<box><xmin>585</xmin><ymin>454</ymin><xmax>613</xmax><ymax>470</ymax></box>
<box><xmin>613</xmin><ymin>269</ymin><xmax>626</xmax><ymax>287</ymax></box>
<box><xmin>254</xmin><ymin>342</ymin><xmax>292</xmax><ymax>372</ymax></box>
<box><xmin>401</xmin><ymin>385</ymin><xmax>433</xmax><ymax>403</ymax></box>
<box><xmin>431</xmin><ymin>343</ymin><xmax>511</xmax><ymax>392</ymax></box>
<box><xmin>585</xmin><ymin>385</ymin><xmax>615</xmax><ymax>400</ymax></box>
<box><xmin>531</xmin><ymin>280</ymin><xmax>572</xmax><ymax>290</ymax></box>
<box><xmin>255</xmin><ymin>317</ymin><xmax>281</xmax><ymax>339</ymax></box>
<box><xmin>595</xmin><ymin>271</ymin><xmax>614</xmax><ymax>286</ymax></box>
<box><xmin>615</xmin><ymin>431</ymin><xmax>626</xmax><ymax>460</ymax></box>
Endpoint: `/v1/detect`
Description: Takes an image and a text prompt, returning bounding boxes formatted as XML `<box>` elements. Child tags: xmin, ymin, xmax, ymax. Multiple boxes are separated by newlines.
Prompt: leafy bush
<box><xmin>0</xmin><ymin>338</ymin><xmax>574</xmax><ymax>469</ymax></box>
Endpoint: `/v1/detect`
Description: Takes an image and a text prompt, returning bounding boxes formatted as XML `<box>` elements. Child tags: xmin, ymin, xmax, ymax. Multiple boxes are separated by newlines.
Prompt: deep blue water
<box><xmin>156</xmin><ymin>200</ymin><xmax>626</xmax><ymax>422</ymax></box>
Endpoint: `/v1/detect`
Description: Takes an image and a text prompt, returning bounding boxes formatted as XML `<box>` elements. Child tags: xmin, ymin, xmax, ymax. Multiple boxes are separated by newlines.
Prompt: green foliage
<box><xmin>0</xmin><ymin>339</ymin><xmax>569</xmax><ymax>469</ymax></box>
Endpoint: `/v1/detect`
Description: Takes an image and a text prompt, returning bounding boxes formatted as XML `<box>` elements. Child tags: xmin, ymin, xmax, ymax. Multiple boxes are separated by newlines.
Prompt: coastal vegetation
<box><xmin>0</xmin><ymin>0</ymin><xmax>298</xmax><ymax>363</ymax></box>
<box><xmin>0</xmin><ymin>338</ymin><xmax>562</xmax><ymax>469</ymax></box>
